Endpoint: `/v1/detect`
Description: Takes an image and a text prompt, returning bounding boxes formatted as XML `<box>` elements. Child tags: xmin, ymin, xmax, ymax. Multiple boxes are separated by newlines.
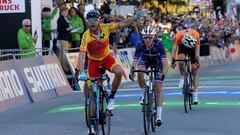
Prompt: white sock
<box><xmin>157</xmin><ymin>107</ymin><xmax>162</xmax><ymax>120</ymax></box>
<box><xmin>141</xmin><ymin>88</ymin><xmax>144</xmax><ymax>98</ymax></box>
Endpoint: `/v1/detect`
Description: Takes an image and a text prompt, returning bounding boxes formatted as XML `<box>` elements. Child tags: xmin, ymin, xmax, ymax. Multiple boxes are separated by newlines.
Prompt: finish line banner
<box><xmin>0</xmin><ymin>0</ymin><xmax>26</xmax><ymax>14</ymax></box>
<box><xmin>0</xmin><ymin>55</ymin><xmax>72</xmax><ymax>112</ymax></box>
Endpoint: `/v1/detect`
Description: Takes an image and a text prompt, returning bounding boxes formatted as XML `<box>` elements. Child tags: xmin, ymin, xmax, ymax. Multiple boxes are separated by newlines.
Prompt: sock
<box><xmin>109</xmin><ymin>91</ymin><xmax>116</xmax><ymax>99</ymax></box>
<box><xmin>141</xmin><ymin>88</ymin><xmax>144</xmax><ymax>98</ymax></box>
<box><xmin>157</xmin><ymin>107</ymin><xmax>162</xmax><ymax>120</ymax></box>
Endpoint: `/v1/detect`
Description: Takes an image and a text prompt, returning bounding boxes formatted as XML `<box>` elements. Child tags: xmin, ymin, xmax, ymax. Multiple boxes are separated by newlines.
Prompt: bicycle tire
<box><xmin>85</xmin><ymin>98</ymin><xmax>89</xmax><ymax>127</ymax></box>
<box><xmin>88</xmin><ymin>91</ymin><xmax>99</xmax><ymax>135</ymax></box>
<box><xmin>183</xmin><ymin>76</ymin><xmax>190</xmax><ymax>113</ymax></box>
<box><xmin>150</xmin><ymin>90</ymin><xmax>157</xmax><ymax>132</ymax></box>
<box><xmin>143</xmin><ymin>86</ymin><xmax>150</xmax><ymax>135</ymax></box>
<box><xmin>100</xmin><ymin>89</ymin><xmax>111</xmax><ymax>135</ymax></box>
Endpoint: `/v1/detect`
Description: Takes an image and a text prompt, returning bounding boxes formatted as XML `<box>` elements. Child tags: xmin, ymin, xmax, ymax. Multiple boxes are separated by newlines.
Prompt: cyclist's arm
<box><xmin>132</xmin><ymin>42</ymin><xmax>142</xmax><ymax>68</ymax></box>
<box><xmin>76</xmin><ymin>32</ymin><xmax>88</xmax><ymax>72</ymax></box>
<box><xmin>171</xmin><ymin>35</ymin><xmax>179</xmax><ymax>59</ymax></box>
<box><xmin>118</xmin><ymin>16</ymin><xmax>137</xmax><ymax>29</ymax></box>
<box><xmin>76</xmin><ymin>52</ymin><xmax>86</xmax><ymax>72</ymax></box>
<box><xmin>195</xmin><ymin>34</ymin><xmax>200</xmax><ymax>60</ymax></box>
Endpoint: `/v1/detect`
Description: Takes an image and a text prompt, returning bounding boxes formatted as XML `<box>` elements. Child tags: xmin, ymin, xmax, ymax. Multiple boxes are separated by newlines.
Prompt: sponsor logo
<box><xmin>0</xmin><ymin>69</ymin><xmax>24</xmax><ymax>101</ymax></box>
<box><xmin>24</xmin><ymin>63</ymin><xmax>67</xmax><ymax>93</ymax></box>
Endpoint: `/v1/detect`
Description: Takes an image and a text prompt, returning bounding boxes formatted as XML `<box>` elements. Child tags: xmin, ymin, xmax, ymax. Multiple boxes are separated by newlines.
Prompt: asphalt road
<box><xmin>1</xmin><ymin>62</ymin><xmax>240</xmax><ymax>135</ymax></box>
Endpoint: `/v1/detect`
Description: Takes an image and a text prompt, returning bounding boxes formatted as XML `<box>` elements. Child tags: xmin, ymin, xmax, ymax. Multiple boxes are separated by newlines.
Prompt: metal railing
<box><xmin>0</xmin><ymin>48</ymin><xmax>55</xmax><ymax>61</ymax></box>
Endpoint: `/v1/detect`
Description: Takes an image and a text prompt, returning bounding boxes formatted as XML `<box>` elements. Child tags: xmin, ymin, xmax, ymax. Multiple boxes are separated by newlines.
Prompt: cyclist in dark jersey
<box><xmin>130</xmin><ymin>26</ymin><xmax>168</xmax><ymax>126</ymax></box>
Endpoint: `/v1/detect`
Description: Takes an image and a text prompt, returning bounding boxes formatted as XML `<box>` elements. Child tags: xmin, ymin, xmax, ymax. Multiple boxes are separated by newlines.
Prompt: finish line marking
<box><xmin>47</xmin><ymin>100</ymin><xmax>240</xmax><ymax>113</ymax></box>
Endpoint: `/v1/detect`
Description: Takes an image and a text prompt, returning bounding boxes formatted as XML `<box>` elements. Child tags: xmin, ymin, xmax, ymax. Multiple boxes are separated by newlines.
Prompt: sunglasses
<box><xmin>87</xmin><ymin>18</ymin><xmax>99</xmax><ymax>23</ymax></box>
<box><xmin>24</xmin><ymin>25</ymin><xmax>31</xmax><ymax>27</ymax></box>
<box><xmin>143</xmin><ymin>36</ymin><xmax>154</xmax><ymax>39</ymax></box>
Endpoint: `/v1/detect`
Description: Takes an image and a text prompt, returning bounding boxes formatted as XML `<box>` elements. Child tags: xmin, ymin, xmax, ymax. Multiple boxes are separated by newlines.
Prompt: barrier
<box><xmin>42</xmin><ymin>55</ymin><xmax>72</xmax><ymax>96</ymax></box>
<box><xmin>0</xmin><ymin>50</ymin><xmax>72</xmax><ymax>112</ymax></box>
<box><xmin>65</xmin><ymin>45</ymin><xmax>240</xmax><ymax>92</ymax></box>
<box><xmin>0</xmin><ymin>60</ymin><xmax>31</xmax><ymax>111</ymax></box>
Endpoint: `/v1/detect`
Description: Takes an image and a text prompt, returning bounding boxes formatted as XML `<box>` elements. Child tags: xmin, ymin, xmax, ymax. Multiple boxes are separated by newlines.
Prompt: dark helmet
<box><xmin>86</xmin><ymin>9</ymin><xmax>101</xmax><ymax>20</ymax></box>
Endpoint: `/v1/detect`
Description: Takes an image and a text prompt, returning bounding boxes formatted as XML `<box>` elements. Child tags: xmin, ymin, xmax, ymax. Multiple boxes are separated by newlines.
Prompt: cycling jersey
<box><xmin>174</xmin><ymin>29</ymin><xmax>200</xmax><ymax>64</ymax></box>
<box><xmin>174</xmin><ymin>29</ymin><xmax>200</xmax><ymax>48</ymax></box>
<box><xmin>80</xmin><ymin>23</ymin><xmax>119</xmax><ymax>60</ymax></box>
<box><xmin>133</xmin><ymin>39</ymin><xmax>167</xmax><ymax>80</ymax></box>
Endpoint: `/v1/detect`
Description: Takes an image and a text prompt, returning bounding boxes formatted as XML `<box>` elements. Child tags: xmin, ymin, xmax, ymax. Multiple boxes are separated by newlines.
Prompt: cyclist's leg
<box><xmin>137</xmin><ymin>59</ymin><xmax>147</xmax><ymax>103</ymax></box>
<box><xmin>190</xmin><ymin>49</ymin><xmax>199</xmax><ymax>104</ymax></box>
<box><xmin>103</xmin><ymin>55</ymin><xmax>122</xmax><ymax>110</ymax></box>
<box><xmin>154</xmin><ymin>76</ymin><xmax>163</xmax><ymax>126</ymax></box>
<box><xmin>177</xmin><ymin>45</ymin><xmax>187</xmax><ymax>88</ymax></box>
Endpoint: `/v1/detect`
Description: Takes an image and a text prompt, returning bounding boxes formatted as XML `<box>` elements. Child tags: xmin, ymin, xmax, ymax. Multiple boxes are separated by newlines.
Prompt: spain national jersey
<box><xmin>80</xmin><ymin>23</ymin><xmax>119</xmax><ymax>61</ymax></box>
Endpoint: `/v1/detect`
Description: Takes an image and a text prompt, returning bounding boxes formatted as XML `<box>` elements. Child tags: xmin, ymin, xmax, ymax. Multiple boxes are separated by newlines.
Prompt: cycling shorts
<box><xmin>178</xmin><ymin>44</ymin><xmax>196</xmax><ymax>64</ymax></box>
<box><xmin>87</xmin><ymin>54</ymin><xmax>120</xmax><ymax>78</ymax></box>
<box><xmin>138</xmin><ymin>59</ymin><xmax>163</xmax><ymax>82</ymax></box>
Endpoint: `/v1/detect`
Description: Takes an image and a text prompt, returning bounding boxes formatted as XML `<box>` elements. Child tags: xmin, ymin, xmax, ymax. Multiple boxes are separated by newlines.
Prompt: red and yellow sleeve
<box><xmin>80</xmin><ymin>31</ymin><xmax>89</xmax><ymax>52</ymax></box>
<box><xmin>103</xmin><ymin>23</ymin><xmax>119</xmax><ymax>33</ymax></box>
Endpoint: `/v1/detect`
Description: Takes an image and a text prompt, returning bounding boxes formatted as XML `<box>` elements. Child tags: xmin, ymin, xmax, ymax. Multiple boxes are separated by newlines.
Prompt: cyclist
<box><xmin>171</xmin><ymin>29</ymin><xmax>200</xmax><ymax>104</ymax></box>
<box><xmin>75</xmin><ymin>9</ymin><xmax>144</xmax><ymax>111</ymax></box>
<box><xmin>130</xmin><ymin>25</ymin><xmax>168</xmax><ymax>126</ymax></box>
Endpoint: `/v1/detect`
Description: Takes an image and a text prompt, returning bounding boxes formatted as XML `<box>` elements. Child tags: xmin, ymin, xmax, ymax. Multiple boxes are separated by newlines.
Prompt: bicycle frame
<box><xmin>173</xmin><ymin>55</ymin><xmax>195</xmax><ymax>113</ymax></box>
<box><xmin>80</xmin><ymin>69</ymin><xmax>111</xmax><ymax>135</ymax></box>
<box><xmin>133</xmin><ymin>66</ymin><xmax>159</xmax><ymax>134</ymax></box>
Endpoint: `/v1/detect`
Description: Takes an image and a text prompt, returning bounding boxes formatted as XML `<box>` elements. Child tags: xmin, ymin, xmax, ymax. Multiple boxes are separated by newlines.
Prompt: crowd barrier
<box><xmin>0</xmin><ymin>50</ymin><xmax>72</xmax><ymax>112</ymax></box>
<box><xmin>65</xmin><ymin>45</ymin><xmax>240</xmax><ymax>92</ymax></box>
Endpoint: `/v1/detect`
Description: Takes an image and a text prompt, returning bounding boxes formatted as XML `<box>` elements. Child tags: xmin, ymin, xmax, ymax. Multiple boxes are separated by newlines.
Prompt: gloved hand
<box><xmin>160</xmin><ymin>73</ymin><xmax>165</xmax><ymax>81</ymax></box>
<box><xmin>134</xmin><ymin>10</ymin><xmax>145</xmax><ymax>20</ymax></box>
<box><xmin>171</xmin><ymin>58</ymin><xmax>176</xmax><ymax>69</ymax></box>
<box><xmin>129</xmin><ymin>67</ymin><xmax>136</xmax><ymax>81</ymax></box>
<box><xmin>78</xmin><ymin>71</ymin><xmax>87</xmax><ymax>81</ymax></box>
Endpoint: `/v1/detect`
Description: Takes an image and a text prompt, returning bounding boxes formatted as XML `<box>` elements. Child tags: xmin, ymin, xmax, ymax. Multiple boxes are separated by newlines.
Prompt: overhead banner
<box><xmin>0</xmin><ymin>0</ymin><xmax>26</xmax><ymax>14</ymax></box>
<box><xmin>0</xmin><ymin>60</ymin><xmax>31</xmax><ymax>112</ymax></box>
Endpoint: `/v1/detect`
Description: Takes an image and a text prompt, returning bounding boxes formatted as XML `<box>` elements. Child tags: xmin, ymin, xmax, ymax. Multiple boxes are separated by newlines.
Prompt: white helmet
<box><xmin>141</xmin><ymin>26</ymin><xmax>156</xmax><ymax>36</ymax></box>
<box><xmin>182</xmin><ymin>32</ymin><xmax>197</xmax><ymax>48</ymax></box>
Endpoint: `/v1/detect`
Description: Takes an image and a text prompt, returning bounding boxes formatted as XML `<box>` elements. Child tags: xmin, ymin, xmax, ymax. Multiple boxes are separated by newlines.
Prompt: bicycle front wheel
<box><xmin>143</xmin><ymin>86</ymin><xmax>150</xmax><ymax>135</ymax></box>
<box><xmin>88</xmin><ymin>91</ymin><xmax>99</xmax><ymax>135</ymax></box>
<box><xmin>183</xmin><ymin>77</ymin><xmax>190</xmax><ymax>113</ymax></box>
<box><xmin>100</xmin><ymin>90</ymin><xmax>112</xmax><ymax>135</ymax></box>
<box><xmin>150</xmin><ymin>90</ymin><xmax>157</xmax><ymax>132</ymax></box>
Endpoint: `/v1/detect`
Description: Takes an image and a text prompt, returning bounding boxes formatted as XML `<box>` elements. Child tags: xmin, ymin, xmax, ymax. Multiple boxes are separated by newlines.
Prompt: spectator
<box><xmin>42</xmin><ymin>6</ymin><xmax>57</xmax><ymax>49</ymax></box>
<box><xmin>77</xmin><ymin>4</ymin><xmax>86</xmax><ymax>32</ymax></box>
<box><xmin>68</xmin><ymin>7</ymin><xmax>84</xmax><ymax>48</ymax></box>
<box><xmin>57</xmin><ymin>6</ymin><xmax>71</xmax><ymax>73</ymax></box>
<box><xmin>129</xmin><ymin>22</ymin><xmax>141</xmax><ymax>47</ymax></box>
<box><xmin>17</xmin><ymin>19</ymin><xmax>37</xmax><ymax>58</ymax></box>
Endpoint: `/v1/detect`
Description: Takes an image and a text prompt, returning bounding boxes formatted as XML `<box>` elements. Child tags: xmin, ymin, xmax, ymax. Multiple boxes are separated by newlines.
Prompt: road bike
<box><xmin>172</xmin><ymin>56</ymin><xmax>195</xmax><ymax>113</ymax></box>
<box><xmin>80</xmin><ymin>67</ymin><xmax>112</xmax><ymax>135</ymax></box>
<box><xmin>132</xmin><ymin>66</ymin><xmax>160</xmax><ymax>135</ymax></box>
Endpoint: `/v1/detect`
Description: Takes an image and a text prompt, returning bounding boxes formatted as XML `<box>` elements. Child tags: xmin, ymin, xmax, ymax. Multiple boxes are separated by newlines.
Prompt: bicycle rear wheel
<box><xmin>85</xmin><ymin>97</ymin><xmax>89</xmax><ymax>127</ymax></box>
<box><xmin>183</xmin><ymin>77</ymin><xmax>190</xmax><ymax>113</ymax></box>
<box><xmin>88</xmin><ymin>91</ymin><xmax>99</xmax><ymax>135</ymax></box>
<box><xmin>143</xmin><ymin>86</ymin><xmax>150</xmax><ymax>135</ymax></box>
<box><xmin>150</xmin><ymin>91</ymin><xmax>157</xmax><ymax>132</ymax></box>
<box><xmin>100</xmin><ymin>89</ymin><xmax>112</xmax><ymax>135</ymax></box>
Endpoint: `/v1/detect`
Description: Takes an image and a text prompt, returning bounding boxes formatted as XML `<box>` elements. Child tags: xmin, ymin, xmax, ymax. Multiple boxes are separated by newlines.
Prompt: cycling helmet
<box><xmin>182</xmin><ymin>32</ymin><xmax>197</xmax><ymax>48</ymax></box>
<box><xmin>141</xmin><ymin>26</ymin><xmax>156</xmax><ymax>36</ymax></box>
<box><xmin>86</xmin><ymin>9</ymin><xmax>101</xmax><ymax>20</ymax></box>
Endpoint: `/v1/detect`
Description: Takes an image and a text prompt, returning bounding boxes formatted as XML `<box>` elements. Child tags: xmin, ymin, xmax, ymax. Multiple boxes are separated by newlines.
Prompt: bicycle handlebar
<box><xmin>132</xmin><ymin>69</ymin><xmax>160</xmax><ymax>74</ymax></box>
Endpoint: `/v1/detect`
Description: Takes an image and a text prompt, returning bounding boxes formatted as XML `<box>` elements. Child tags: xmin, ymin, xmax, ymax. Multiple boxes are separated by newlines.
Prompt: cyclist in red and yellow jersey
<box><xmin>171</xmin><ymin>29</ymin><xmax>200</xmax><ymax>104</ymax></box>
<box><xmin>75</xmin><ymin>9</ymin><xmax>144</xmax><ymax>111</ymax></box>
